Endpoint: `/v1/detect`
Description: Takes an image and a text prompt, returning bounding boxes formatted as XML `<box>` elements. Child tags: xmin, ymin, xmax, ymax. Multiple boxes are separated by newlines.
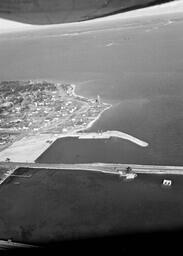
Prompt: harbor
<box><xmin>0</xmin><ymin>130</ymin><xmax>148</xmax><ymax>163</ymax></box>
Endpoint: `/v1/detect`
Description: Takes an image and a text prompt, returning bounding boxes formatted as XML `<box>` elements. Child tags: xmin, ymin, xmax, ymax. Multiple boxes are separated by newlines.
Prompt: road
<box><xmin>1</xmin><ymin>161</ymin><xmax>183</xmax><ymax>179</ymax></box>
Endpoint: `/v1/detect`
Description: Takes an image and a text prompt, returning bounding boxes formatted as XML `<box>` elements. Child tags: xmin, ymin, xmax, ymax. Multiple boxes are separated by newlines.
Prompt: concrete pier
<box><xmin>77</xmin><ymin>131</ymin><xmax>148</xmax><ymax>147</ymax></box>
<box><xmin>1</xmin><ymin>162</ymin><xmax>183</xmax><ymax>178</ymax></box>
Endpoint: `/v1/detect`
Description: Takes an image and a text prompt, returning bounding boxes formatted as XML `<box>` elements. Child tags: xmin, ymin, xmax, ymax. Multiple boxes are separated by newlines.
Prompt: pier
<box><xmin>1</xmin><ymin>162</ymin><xmax>183</xmax><ymax>184</ymax></box>
<box><xmin>77</xmin><ymin>131</ymin><xmax>148</xmax><ymax>147</ymax></box>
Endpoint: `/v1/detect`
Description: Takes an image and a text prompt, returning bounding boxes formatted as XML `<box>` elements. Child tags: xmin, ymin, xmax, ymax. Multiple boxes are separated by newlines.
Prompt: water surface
<box><xmin>0</xmin><ymin>16</ymin><xmax>183</xmax><ymax>165</ymax></box>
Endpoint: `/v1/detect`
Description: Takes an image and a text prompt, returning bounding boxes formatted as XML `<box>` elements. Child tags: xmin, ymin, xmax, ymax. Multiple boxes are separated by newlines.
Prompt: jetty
<box><xmin>0</xmin><ymin>130</ymin><xmax>148</xmax><ymax>163</ymax></box>
<box><xmin>77</xmin><ymin>131</ymin><xmax>148</xmax><ymax>147</ymax></box>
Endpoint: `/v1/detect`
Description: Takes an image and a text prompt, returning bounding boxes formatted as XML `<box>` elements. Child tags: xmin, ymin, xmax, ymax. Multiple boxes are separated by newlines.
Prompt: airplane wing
<box><xmin>0</xmin><ymin>0</ymin><xmax>176</xmax><ymax>24</ymax></box>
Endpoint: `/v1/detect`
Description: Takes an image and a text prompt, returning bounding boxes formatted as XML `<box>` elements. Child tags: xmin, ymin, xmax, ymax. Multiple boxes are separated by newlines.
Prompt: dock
<box><xmin>1</xmin><ymin>162</ymin><xmax>183</xmax><ymax>180</ymax></box>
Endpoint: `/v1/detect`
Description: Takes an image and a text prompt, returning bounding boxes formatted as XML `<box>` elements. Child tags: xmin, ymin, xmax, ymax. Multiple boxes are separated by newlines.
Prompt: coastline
<box><xmin>79</xmin><ymin>104</ymin><xmax>112</xmax><ymax>132</ymax></box>
<box><xmin>63</xmin><ymin>103</ymin><xmax>112</xmax><ymax>135</ymax></box>
<box><xmin>67</xmin><ymin>84</ymin><xmax>148</xmax><ymax>147</ymax></box>
<box><xmin>61</xmin><ymin>83</ymin><xmax>113</xmax><ymax>134</ymax></box>
<box><xmin>0</xmin><ymin>81</ymin><xmax>149</xmax><ymax>163</ymax></box>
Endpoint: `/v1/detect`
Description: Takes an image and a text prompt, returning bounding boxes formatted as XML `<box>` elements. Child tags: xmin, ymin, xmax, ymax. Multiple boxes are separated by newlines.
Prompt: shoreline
<box><xmin>60</xmin><ymin>83</ymin><xmax>112</xmax><ymax>134</ymax></box>
<box><xmin>78</xmin><ymin>104</ymin><xmax>112</xmax><ymax>133</ymax></box>
<box><xmin>0</xmin><ymin>81</ymin><xmax>148</xmax><ymax>162</ymax></box>
<box><xmin>66</xmin><ymin>84</ymin><xmax>148</xmax><ymax>147</ymax></box>
<box><xmin>62</xmin><ymin>103</ymin><xmax>112</xmax><ymax>135</ymax></box>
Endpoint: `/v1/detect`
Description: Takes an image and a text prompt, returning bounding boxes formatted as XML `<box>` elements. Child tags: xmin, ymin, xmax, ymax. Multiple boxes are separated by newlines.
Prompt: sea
<box><xmin>0</xmin><ymin>167</ymin><xmax>183</xmax><ymax>243</ymax></box>
<box><xmin>0</xmin><ymin>13</ymin><xmax>183</xmax><ymax>166</ymax></box>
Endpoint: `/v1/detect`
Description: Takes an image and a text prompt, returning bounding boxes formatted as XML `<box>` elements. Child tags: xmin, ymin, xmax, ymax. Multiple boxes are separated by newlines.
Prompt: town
<box><xmin>0</xmin><ymin>80</ymin><xmax>111</xmax><ymax>151</ymax></box>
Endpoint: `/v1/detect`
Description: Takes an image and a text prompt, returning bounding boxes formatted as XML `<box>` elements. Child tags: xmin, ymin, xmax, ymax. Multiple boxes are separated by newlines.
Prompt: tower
<box><xmin>96</xmin><ymin>95</ymin><xmax>101</xmax><ymax>105</ymax></box>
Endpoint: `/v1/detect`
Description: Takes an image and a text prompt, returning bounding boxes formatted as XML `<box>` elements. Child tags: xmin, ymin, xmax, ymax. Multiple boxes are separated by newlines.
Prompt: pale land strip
<box><xmin>1</xmin><ymin>162</ymin><xmax>183</xmax><ymax>176</ymax></box>
<box><xmin>77</xmin><ymin>131</ymin><xmax>148</xmax><ymax>147</ymax></box>
<box><xmin>0</xmin><ymin>167</ymin><xmax>17</xmax><ymax>185</ymax></box>
<box><xmin>0</xmin><ymin>134</ymin><xmax>60</xmax><ymax>163</ymax></box>
<box><xmin>0</xmin><ymin>240</ymin><xmax>37</xmax><ymax>249</ymax></box>
<box><xmin>0</xmin><ymin>131</ymin><xmax>148</xmax><ymax>163</ymax></box>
